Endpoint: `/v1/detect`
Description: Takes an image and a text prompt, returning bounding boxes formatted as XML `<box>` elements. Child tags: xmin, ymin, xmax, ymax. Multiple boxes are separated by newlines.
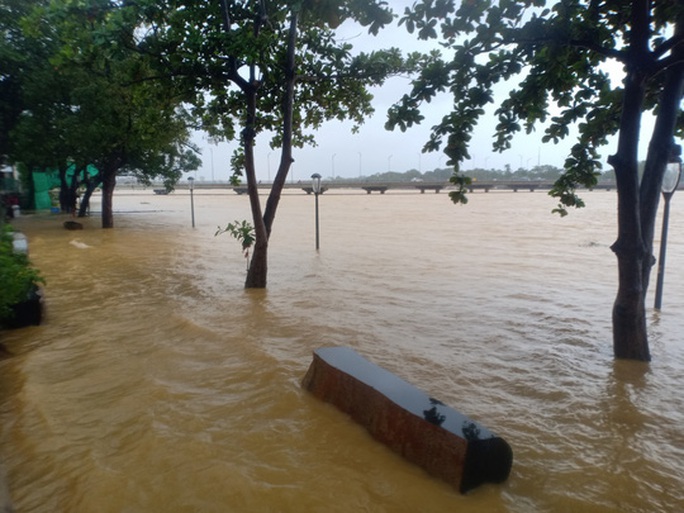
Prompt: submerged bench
<box><xmin>302</xmin><ymin>347</ymin><xmax>513</xmax><ymax>493</ymax></box>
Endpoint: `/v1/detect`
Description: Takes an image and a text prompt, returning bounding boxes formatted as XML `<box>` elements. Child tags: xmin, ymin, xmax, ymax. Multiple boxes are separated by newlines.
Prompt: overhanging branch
<box><xmin>511</xmin><ymin>34</ymin><xmax>626</xmax><ymax>63</ymax></box>
<box><xmin>652</xmin><ymin>33</ymin><xmax>684</xmax><ymax>59</ymax></box>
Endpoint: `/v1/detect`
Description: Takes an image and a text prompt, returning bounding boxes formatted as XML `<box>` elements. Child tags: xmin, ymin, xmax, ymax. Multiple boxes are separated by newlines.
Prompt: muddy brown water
<box><xmin>1</xmin><ymin>188</ymin><xmax>683</xmax><ymax>512</ymax></box>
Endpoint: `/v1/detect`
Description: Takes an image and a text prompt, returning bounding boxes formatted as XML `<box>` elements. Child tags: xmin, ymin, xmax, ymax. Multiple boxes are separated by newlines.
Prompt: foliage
<box><xmin>389</xmin><ymin>0</ymin><xmax>684</xmax><ymax>361</ymax></box>
<box><xmin>0</xmin><ymin>0</ymin><xmax>46</xmax><ymax>166</ymax></box>
<box><xmin>133</xmin><ymin>0</ymin><xmax>404</xmax><ymax>176</ymax></box>
<box><xmin>215</xmin><ymin>220</ymin><xmax>255</xmax><ymax>265</ymax></box>
<box><xmin>388</xmin><ymin>0</ymin><xmax>683</xmax><ymax>215</ymax></box>
<box><xmin>131</xmin><ymin>0</ymin><xmax>405</xmax><ymax>287</ymax></box>
<box><xmin>3</xmin><ymin>0</ymin><xmax>200</xmax><ymax>226</ymax></box>
<box><xmin>0</xmin><ymin>223</ymin><xmax>44</xmax><ymax>321</ymax></box>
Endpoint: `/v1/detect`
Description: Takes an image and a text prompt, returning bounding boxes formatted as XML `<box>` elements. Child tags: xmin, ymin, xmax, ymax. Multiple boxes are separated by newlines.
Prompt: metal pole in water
<box><xmin>654</xmin><ymin>149</ymin><xmax>681</xmax><ymax>310</ymax></box>
<box><xmin>654</xmin><ymin>198</ymin><xmax>671</xmax><ymax>309</ymax></box>
<box><xmin>311</xmin><ymin>173</ymin><xmax>322</xmax><ymax>251</ymax></box>
<box><xmin>188</xmin><ymin>177</ymin><xmax>195</xmax><ymax>228</ymax></box>
<box><xmin>314</xmin><ymin>192</ymin><xmax>320</xmax><ymax>251</ymax></box>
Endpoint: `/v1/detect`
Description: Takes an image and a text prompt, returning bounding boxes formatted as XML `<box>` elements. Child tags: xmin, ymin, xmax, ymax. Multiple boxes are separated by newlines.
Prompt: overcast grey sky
<box><xmin>190</xmin><ymin>1</ymin><xmax>653</xmax><ymax>183</ymax></box>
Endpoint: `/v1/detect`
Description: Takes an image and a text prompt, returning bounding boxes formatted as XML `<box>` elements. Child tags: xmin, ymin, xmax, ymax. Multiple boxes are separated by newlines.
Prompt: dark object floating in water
<box><xmin>302</xmin><ymin>346</ymin><xmax>513</xmax><ymax>494</ymax></box>
<box><xmin>63</xmin><ymin>221</ymin><xmax>83</xmax><ymax>230</ymax></box>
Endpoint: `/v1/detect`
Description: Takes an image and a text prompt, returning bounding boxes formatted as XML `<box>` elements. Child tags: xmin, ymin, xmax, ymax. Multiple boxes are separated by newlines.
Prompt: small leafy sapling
<box><xmin>215</xmin><ymin>220</ymin><xmax>255</xmax><ymax>269</ymax></box>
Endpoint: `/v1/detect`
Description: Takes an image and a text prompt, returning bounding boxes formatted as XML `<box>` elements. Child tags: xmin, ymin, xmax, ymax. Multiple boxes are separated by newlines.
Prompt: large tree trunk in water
<box><xmin>243</xmin><ymin>9</ymin><xmax>298</xmax><ymax>288</ymax></box>
<box><xmin>611</xmin><ymin>142</ymin><xmax>650</xmax><ymax>361</ymax></box>
<box><xmin>610</xmin><ymin>8</ymin><xmax>684</xmax><ymax>361</ymax></box>
<box><xmin>639</xmin><ymin>21</ymin><xmax>684</xmax><ymax>295</ymax></box>
<box><xmin>100</xmin><ymin>171</ymin><xmax>116</xmax><ymax>229</ymax></box>
<box><xmin>217</xmin><ymin>1</ymin><xmax>298</xmax><ymax>288</ymax></box>
<box><xmin>218</xmin><ymin>0</ymin><xmax>269</xmax><ymax>288</ymax></box>
<box><xmin>242</xmin><ymin>96</ymin><xmax>268</xmax><ymax>288</ymax></box>
<box><xmin>611</xmin><ymin>241</ymin><xmax>649</xmax><ymax>360</ymax></box>
<box><xmin>245</xmin><ymin>239</ymin><xmax>268</xmax><ymax>288</ymax></box>
<box><xmin>609</xmin><ymin>0</ymin><xmax>650</xmax><ymax>361</ymax></box>
<box><xmin>242</xmin><ymin>83</ymin><xmax>269</xmax><ymax>288</ymax></box>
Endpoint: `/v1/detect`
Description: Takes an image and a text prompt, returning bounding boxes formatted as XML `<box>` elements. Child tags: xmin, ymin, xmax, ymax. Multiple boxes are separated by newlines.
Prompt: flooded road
<box><xmin>1</xmin><ymin>188</ymin><xmax>683</xmax><ymax>512</ymax></box>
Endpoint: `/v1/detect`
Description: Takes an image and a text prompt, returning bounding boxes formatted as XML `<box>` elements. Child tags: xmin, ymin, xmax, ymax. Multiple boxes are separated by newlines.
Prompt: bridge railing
<box><xmin>149</xmin><ymin>179</ymin><xmax>618</xmax><ymax>193</ymax></box>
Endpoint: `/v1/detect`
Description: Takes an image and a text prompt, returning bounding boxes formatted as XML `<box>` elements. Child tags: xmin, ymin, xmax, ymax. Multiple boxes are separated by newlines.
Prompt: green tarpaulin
<box><xmin>31</xmin><ymin>165</ymin><xmax>99</xmax><ymax>210</ymax></box>
<box><xmin>32</xmin><ymin>171</ymin><xmax>54</xmax><ymax>210</ymax></box>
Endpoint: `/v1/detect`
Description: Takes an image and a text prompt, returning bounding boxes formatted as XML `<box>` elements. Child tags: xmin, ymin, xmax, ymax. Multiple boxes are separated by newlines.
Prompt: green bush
<box><xmin>0</xmin><ymin>224</ymin><xmax>44</xmax><ymax>321</ymax></box>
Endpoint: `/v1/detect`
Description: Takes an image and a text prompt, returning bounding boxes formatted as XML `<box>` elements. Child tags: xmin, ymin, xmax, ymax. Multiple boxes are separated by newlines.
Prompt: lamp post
<box><xmin>210</xmin><ymin>147</ymin><xmax>215</xmax><ymax>182</ymax></box>
<box><xmin>188</xmin><ymin>177</ymin><xmax>195</xmax><ymax>228</ymax></box>
<box><xmin>654</xmin><ymin>146</ymin><xmax>682</xmax><ymax>310</ymax></box>
<box><xmin>311</xmin><ymin>173</ymin><xmax>322</xmax><ymax>251</ymax></box>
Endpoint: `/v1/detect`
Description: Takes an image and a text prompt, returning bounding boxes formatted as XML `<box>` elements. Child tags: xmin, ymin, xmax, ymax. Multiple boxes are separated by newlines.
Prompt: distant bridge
<box><xmin>230</xmin><ymin>180</ymin><xmax>448</xmax><ymax>194</ymax></box>
<box><xmin>173</xmin><ymin>180</ymin><xmax>616</xmax><ymax>194</ymax></box>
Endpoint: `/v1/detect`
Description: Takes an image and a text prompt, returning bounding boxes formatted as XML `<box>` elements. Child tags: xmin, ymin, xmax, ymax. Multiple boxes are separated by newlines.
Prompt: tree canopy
<box><xmin>390</xmin><ymin>0</ymin><xmax>682</xmax><ymax>205</ymax></box>
<box><xmin>2</xmin><ymin>0</ymin><xmax>200</xmax><ymax>227</ymax></box>
<box><xmin>3</xmin><ymin>0</ymin><xmax>407</xmax><ymax>275</ymax></box>
<box><xmin>9</xmin><ymin>1</ymin><xmax>682</xmax><ymax>360</ymax></box>
<box><xmin>130</xmin><ymin>0</ymin><xmax>406</xmax><ymax>287</ymax></box>
<box><xmin>388</xmin><ymin>0</ymin><xmax>684</xmax><ymax>361</ymax></box>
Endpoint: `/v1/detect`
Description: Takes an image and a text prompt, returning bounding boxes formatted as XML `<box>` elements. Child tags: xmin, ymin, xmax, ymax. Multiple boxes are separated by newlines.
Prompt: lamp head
<box><xmin>662</xmin><ymin>144</ymin><xmax>682</xmax><ymax>195</ymax></box>
<box><xmin>311</xmin><ymin>173</ymin><xmax>322</xmax><ymax>194</ymax></box>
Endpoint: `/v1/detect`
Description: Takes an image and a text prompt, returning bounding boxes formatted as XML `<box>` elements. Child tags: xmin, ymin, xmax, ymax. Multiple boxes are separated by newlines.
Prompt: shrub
<box><xmin>0</xmin><ymin>223</ymin><xmax>44</xmax><ymax>322</ymax></box>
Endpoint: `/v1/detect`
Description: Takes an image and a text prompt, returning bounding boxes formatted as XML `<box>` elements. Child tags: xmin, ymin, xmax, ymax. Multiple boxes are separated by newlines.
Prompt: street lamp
<box><xmin>188</xmin><ymin>176</ymin><xmax>195</xmax><ymax>228</ymax></box>
<box><xmin>311</xmin><ymin>173</ymin><xmax>322</xmax><ymax>251</ymax></box>
<box><xmin>654</xmin><ymin>145</ymin><xmax>682</xmax><ymax>310</ymax></box>
<box><xmin>210</xmin><ymin>147</ymin><xmax>215</xmax><ymax>182</ymax></box>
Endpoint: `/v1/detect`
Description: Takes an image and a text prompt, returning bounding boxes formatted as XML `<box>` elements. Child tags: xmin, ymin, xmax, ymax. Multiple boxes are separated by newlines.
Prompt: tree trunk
<box><xmin>100</xmin><ymin>170</ymin><xmax>116</xmax><ymax>229</ymax></box>
<box><xmin>639</xmin><ymin>19</ymin><xmax>684</xmax><ymax>294</ymax></box>
<box><xmin>243</xmin><ymin>129</ymin><xmax>269</xmax><ymax>288</ymax></box>
<box><xmin>245</xmin><ymin>238</ymin><xmax>268</xmax><ymax>288</ymax></box>
<box><xmin>609</xmin><ymin>0</ymin><xmax>650</xmax><ymax>361</ymax></box>
<box><xmin>611</xmin><ymin>140</ymin><xmax>650</xmax><ymax>361</ymax></box>
<box><xmin>242</xmin><ymin>76</ymin><xmax>269</xmax><ymax>287</ymax></box>
<box><xmin>78</xmin><ymin>172</ymin><xmax>101</xmax><ymax>218</ymax></box>
<box><xmin>58</xmin><ymin>165</ymin><xmax>70</xmax><ymax>212</ymax></box>
<box><xmin>67</xmin><ymin>166</ymin><xmax>82</xmax><ymax>215</ymax></box>
<box><xmin>242</xmin><ymin>7</ymin><xmax>298</xmax><ymax>289</ymax></box>
<box><xmin>263</xmin><ymin>12</ymin><xmax>298</xmax><ymax>235</ymax></box>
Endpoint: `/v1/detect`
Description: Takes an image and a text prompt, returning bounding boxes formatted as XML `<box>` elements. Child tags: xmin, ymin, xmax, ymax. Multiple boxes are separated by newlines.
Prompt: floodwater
<box><xmin>1</xmin><ymin>187</ymin><xmax>683</xmax><ymax>513</ymax></box>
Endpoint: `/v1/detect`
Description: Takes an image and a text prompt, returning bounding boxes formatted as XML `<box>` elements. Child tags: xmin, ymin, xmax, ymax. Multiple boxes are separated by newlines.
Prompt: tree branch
<box><xmin>219</xmin><ymin>0</ymin><xmax>231</xmax><ymax>33</ymax></box>
<box><xmin>565</xmin><ymin>39</ymin><xmax>626</xmax><ymax>62</ymax></box>
<box><xmin>652</xmin><ymin>33</ymin><xmax>684</xmax><ymax>59</ymax></box>
<box><xmin>511</xmin><ymin>34</ymin><xmax>626</xmax><ymax>62</ymax></box>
